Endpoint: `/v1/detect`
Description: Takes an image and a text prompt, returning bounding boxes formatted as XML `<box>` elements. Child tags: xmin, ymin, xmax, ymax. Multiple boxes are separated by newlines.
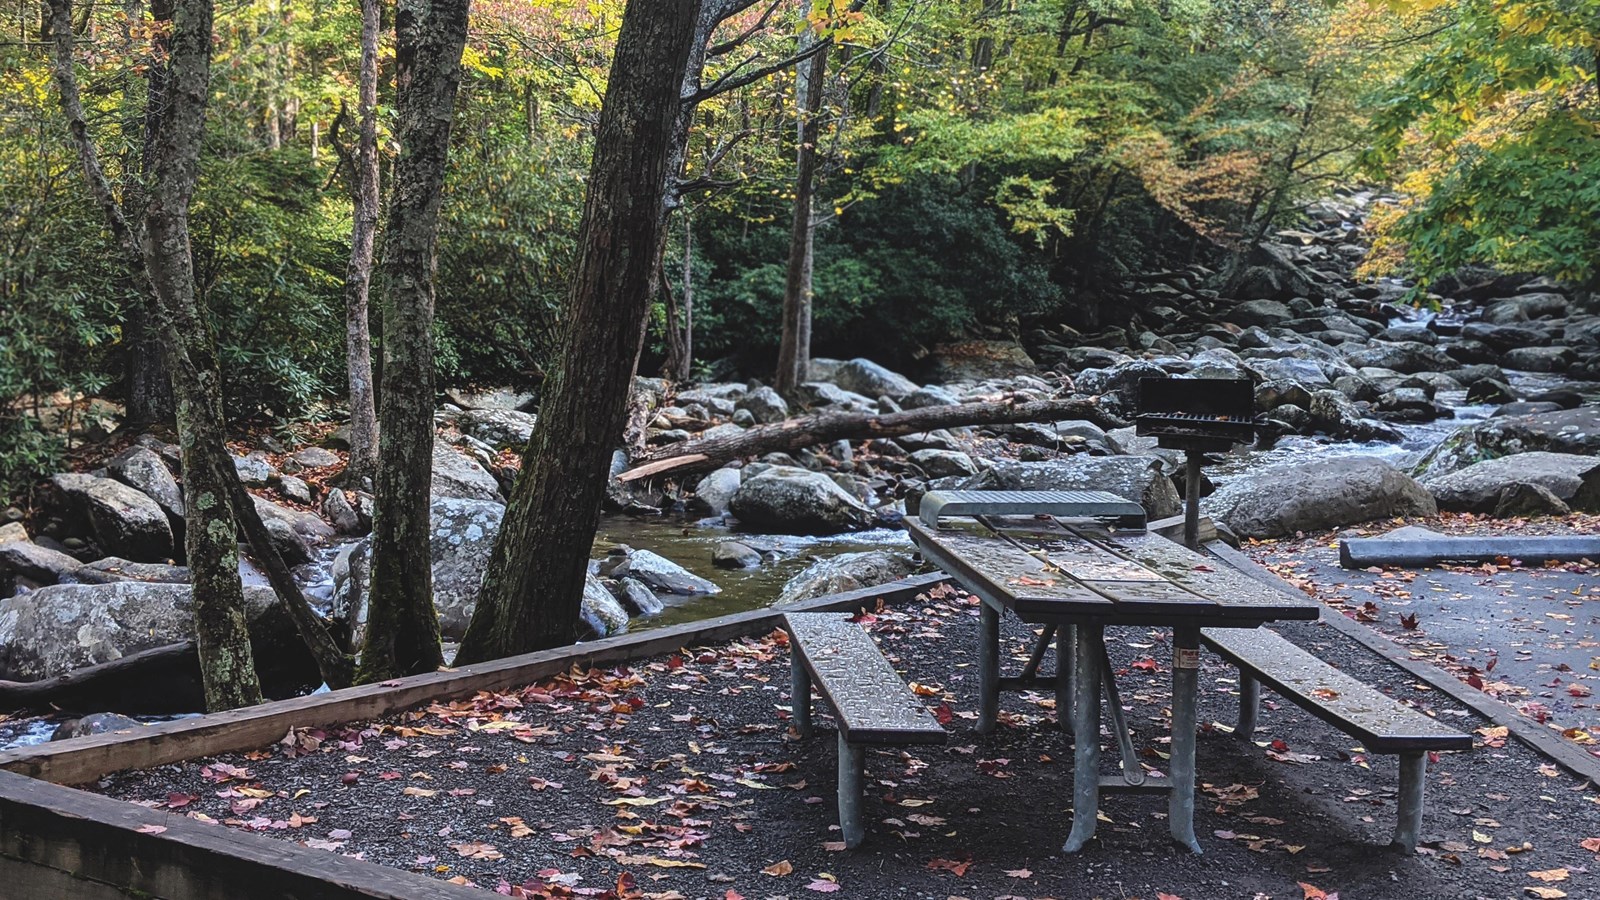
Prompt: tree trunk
<box><xmin>661</xmin><ymin>208</ymin><xmax>694</xmax><ymax>382</ymax></box>
<box><xmin>773</xmin><ymin>39</ymin><xmax>826</xmax><ymax>397</ymax></box>
<box><xmin>618</xmin><ymin>397</ymin><xmax>1125</xmax><ymax>482</ymax></box>
<box><xmin>46</xmin><ymin>0</ymin><xmax>171</xmax><ymax>431</ymax></box>
<box><xmin>455</xmin><ymin>0</ymin><xmax>704</xmax><ymax>664</ymax></box>
<box><xmin>341</xmin><ymin>0</ymin><xmax>382</xmax><ymax>485</ymax></box>
<box><xmin>357</xmin><ymin>0</ymin><xmax>470</xmax><ymax>682</ymax></box>
<box><xmin>138</xmin><ymin>0</ymin><xmax>263</xmax><ymax>711</ymax></box>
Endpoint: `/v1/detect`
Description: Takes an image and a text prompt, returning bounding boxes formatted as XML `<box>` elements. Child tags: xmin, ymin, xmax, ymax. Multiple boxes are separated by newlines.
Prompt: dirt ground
<box><xmin>91</xmin><ymin>575</ymin><xmax>1600</xmax><ymax>900</ymax></box>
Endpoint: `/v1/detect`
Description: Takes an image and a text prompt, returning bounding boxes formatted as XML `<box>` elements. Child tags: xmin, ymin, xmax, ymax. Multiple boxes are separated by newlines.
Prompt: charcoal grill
<box><xmin>1136</xmin><ymin>377</ymin><xmax>1263</xmax><ymax>549</ymax></box>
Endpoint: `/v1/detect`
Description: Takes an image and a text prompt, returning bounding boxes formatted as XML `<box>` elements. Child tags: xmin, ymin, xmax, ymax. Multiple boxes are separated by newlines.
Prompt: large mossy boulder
<box><xmin>728</xmin><ymin>467</ymin><xmax>876</xmax><ymax>534</ymax></box>
<box><xmin>333</xmin><ymin>497</ymin><xmax>630</xmax><ymax>644</ymax></box>
<box><xmin>1204</xmin><ymin>457</ymin><xmax>1436</xmax><ymax>538</ymax></box>
<box><xmin>0</xmin><ymin>582</ymin><xmax>301</xmax><ymax>682</ymax></box>
<box><xmin>1423</xmin><ymin>451</ymin><xmax>1600</xmax><ymax>513</ymax></box>
<box><xmin>48</xmin><ymin>473</ymin><xmax>173</xmax><ymax>563</ymax></box>
<box><xmin>1414</xmin><ymin>406</ymin><xmax>1600</xmax><ymax>481</ymax></box>
<box><xmin>775</xmin><ymin>551</ymin><xmax>918</xmax><ymax>605</ymax></box>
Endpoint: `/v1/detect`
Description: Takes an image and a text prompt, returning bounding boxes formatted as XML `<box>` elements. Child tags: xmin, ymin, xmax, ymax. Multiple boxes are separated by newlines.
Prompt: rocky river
<box><xmin>4</xmin><ymin>189</ymin><xmax>1599</xmax><ymax>747</ymax></box>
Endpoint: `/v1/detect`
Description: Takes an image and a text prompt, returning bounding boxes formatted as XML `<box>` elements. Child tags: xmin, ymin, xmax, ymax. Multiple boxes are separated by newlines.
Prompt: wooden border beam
<box><xmin>0</xmin><ymin>574</ymin><xmax>950</xmax><ymax>786</ymax></box>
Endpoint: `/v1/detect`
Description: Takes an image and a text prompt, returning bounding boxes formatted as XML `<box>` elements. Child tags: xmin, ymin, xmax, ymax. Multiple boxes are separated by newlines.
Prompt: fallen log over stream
<box><xmin>618</xmin><ymin>396</ymin><xmax>1125</xmax><ymax>482</ymax></box>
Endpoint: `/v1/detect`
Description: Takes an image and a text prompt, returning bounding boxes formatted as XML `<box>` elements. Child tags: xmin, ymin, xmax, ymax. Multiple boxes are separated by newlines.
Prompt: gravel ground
<box><xmin>95</xmin><ymin>581</ymin><xmax>1600</xmax><ymax>900</ymax></box>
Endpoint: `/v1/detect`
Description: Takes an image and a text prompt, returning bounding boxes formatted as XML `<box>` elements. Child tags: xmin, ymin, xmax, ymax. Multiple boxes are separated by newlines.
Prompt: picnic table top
<box><xmin>906</xmin><ymin>515</ymin><xmax>1319</xmax><ymax>628</ymax></box>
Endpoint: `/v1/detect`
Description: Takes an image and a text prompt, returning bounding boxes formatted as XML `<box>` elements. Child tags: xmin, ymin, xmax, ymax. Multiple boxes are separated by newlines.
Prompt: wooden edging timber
<box><xmin>0</xmin><ymin>573</ymin><xmax>950</xmax><ymax>787</ymax></box>
<box><xmin>0</xmin><ymin>767</ymin><xmax>487</xmax><ymax>900</ymax></box>
<box><xmin>1203</xmin><ymin>539</ymin><xmax>1600</xmax><ymax>787</ymax></box>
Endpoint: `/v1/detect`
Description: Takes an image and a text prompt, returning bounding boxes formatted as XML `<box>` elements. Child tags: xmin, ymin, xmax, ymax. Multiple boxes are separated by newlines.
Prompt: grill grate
<box><xmin>1134</xmin><ymin>377</ymin><xmax>1262</xmax><ymax>450</ymax></box>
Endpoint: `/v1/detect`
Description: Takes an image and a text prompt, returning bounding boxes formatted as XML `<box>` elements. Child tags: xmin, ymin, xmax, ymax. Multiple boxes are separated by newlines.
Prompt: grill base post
<box><xmin>1183</xmin><ymin>450</ymin><xmax>1203</xmax><ymax>551</ymax></box>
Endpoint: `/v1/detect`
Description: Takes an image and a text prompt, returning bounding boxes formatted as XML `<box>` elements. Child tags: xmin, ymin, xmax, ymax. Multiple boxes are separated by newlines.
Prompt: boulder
<box><xmin>1483</xmin><ymin>292</ymin><xmax>1567</xmax><ymax>323</ymax></box>
<box><xmin>693</xmin><ymin>467</ymin><xmax>743</xmax><ymax>517</ymax></box>
<box><xmin>71</xmin><ymin>557</ymin><xmax>190</xmax><ymax>585</ymax></box>
<box><xmin>1204</xmin><ymin>457</ymin><xmax>1436</xmax><ymax>539</ymax></box>
<box><xmin>288</xmin><ymin>446</ymin><xmax>342</xmax><ymax>469</ymax></box>
<box><xmin>1341</xmin><ymin>341</ymin><xmax>1455</xmax><ymax>374</ymax></box>
<box><xmin>51</xmin><ymin>712</ymin><xmax>143</xmax><ymax>741</ymax></box>
<box><xmin>610</xmin><ymin>548</ymin><xmax>719</xmax><ymax>596</ymax></box>
<box><xmin>334</xmin><ymin>498</ymin><xmax>630</xmax><ymax>643</ymax></box>
<box><xmin>962</xmin><ymin>456</ymin><xmax>1183</xmax><ymax>520</ymax></box>
<box><xmin>1227</xmin><ymin>299</ymin><xmax>1294</xmax><ymax>327</ymax></box>
<box><xmin>1502</xmin><ymin>346</ymin><xmax>1572</xmax><ymax>372</ymax></box>
<box><xmin>0</xmin><ymin>539</ymin><xmax>83</xmax><ymax>585</ymax></box>
<box><xmin>0</xmin><ymin>582</ymin><xmax>298</xmax><ymax>682</ymax></box>
<box><xmin>322</xmin><ymin>488</ymin><xmax>372</xmax><ymax>536</ymax></box>
<box><xmin>443</xmin><ymin>387</ymin><xmax>536</xmax><ymax>412</ymax></box>
<box><xmin>1423</xmin><ymin>452</ymin><xmax>1600</xmax><ymax>513</ymax></box>
<box><xmin>901</xmin><ymin>385</ymin><xmax>962</xmax><ymax>410</ymax></box>
<box><xmin>107</xmin><ymin>447</ymin><xmax>183</xmax><ymax>522</ymax></box>
<box><xmin>249</xmin><ymin>495</ymin><xmax>332</xmax><ymax>566</ymax></box>
<box><xmin>614</xmin><ymin>578</ymin><xmax>664</xmax><ymax>617</ymax></box>
<box><xmin>233</xmin><ymin>454</ymin><xmax>277</xmax><ymax>487</ymax></box>
<box><xmin>1414</xmin><ymin>406</ymin><xmax>1600</xmax><ymax>480</ymax></box>
<box><xmin>926</xmin><ymin>340</ymin><xmax>1036</xmax><ymax>382</ymax></box>
<box><xmin>736</xmin><ymin>386</ymin><xmax>789</xmax><ymax>424</ymax></box>
<box><xmin>1248</xmin><ymin>357</ymin><xmax>1332</xmax><ymax>389</ymax></box>
<box><xmin>774</xmin><ymin>551</ymin><xmax>918</xmax><ymax>605</ymax></box>
<box><xmin>278</xmin><ymin>475</ymin><xmax>314</xmax><ymax>505</ymax></box>
<box><xmin>49</xmin><ymin>473</ymin><xmax>173</xmax><ymax>563</ymax></box>
<box><xmin>447</xmin><ymin>408</ymin><xmax>538</xmax><ymax>448</ymax></box>
<box><xmin>713</xmin><ymin>541</ymin><xmax>763</xmax><ymax>569</ymax></box>
<box><xmin>729</xmin><ymin>467</ymin><xmax>876</xmax><ymax>534</ymax></box>
<box><xmin>831</xmin><ymin>358</ymin><xmax>919</xmax><ymax>398</ymax></box>
<box><xmin>909</xmin><ymin>449</ymin><xmax>979</xmax><ymax>478</ymax></box>
<box><xmin>431</xmin><ymin>440</ymin><xmax>503</xmax><ymax>503</ymax></box>
<box><xmin>1493</xmin><ymin>482</ymin><xmax>1570</xmax><ymax>518</ymax></box>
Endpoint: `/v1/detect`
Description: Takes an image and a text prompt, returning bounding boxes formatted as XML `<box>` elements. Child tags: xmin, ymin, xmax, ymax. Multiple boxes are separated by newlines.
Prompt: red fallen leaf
<box><xmin>725</xmin><ymin>891</ymin><xmax>746</xmax><ymax>900</ymax></box>
<box><xmin>806</xmin><ymin>878</ymin><xmax>842</xmax><ymax>892</ymax></box>
<box><xmin>1131</xmin><ymin>658</ymin><xmax>1159</xmax><ymax>671</ymax></box>
<box><xmin>1486</xmin><ymin>655</ymin><xmax>1498</xmax><ymax>673</ymax></box>
<box><xmin>135</xmin><ymin>824</ymin><xmax>167</xmax><ymax>835</ymax></box>
<box><xmin>927</xmin><ymin>857</ymin><xmax>971</xmax><ymax>876</ymax></box>
<box><xmin>1192</xmin><ymin>564</ymin><xmax>1215</xmax><ymax>572</ymax></box>
<box><xmin>1581</xmin><ymin>837</ymin><xmax>1600</xmax><ymax>853</ymax></box>
<box><xmin>1158</xmin><ymin>893</ymin><xmax>1184</xmax><ymax>900</ymax></box>
<box><xmin>1298</xmin><ymin>883</ymin><xmax>1338</xmax><ymax>900</ymax></box>
<box><xmin>1400</xmin><ymin>612</ymin><xmax>1419</xmax><ymax>630</ymax></box>
<box><xmin>1466</xmin><ymin>673</ymin><xmax>1485</xmax><ymax>690</ymax></box>
<box><xmin>341</xmin><ymin>772</ymin><xmax>360</xmax><ymax>785</ymax></box>
<box><xmin>932</xmin><ymin>703</ymin><xmax>953</xmax><ymax>725</ymax></box>
<box><xmin>1569</xmin><ymin>684</ymin><xmax>1593</xmax><ymax>698</ymax></box>
<box><xmin>166</xmin><ymin>793</ymin><xmax>196</xmax><ymax>809</ymax></box>
<box><xmin>1270</xmin><ymin>739</ymin><xmax>1290</xmax><ymax>752</ymax></box>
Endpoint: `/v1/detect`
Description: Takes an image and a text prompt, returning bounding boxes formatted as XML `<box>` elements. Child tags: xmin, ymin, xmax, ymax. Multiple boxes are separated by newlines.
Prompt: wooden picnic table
<box><xmin>906</xmin><ymin>507</ymin><xmax>1318</xmax><ymax>854</ymax></box>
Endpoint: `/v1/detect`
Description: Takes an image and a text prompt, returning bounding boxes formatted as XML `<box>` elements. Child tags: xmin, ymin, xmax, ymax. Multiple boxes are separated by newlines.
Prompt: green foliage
<box><xmin>1364</xmin><ymin>0</ymin><xmax>1600</xmax><ymax>283</ymax></box>
<box><xmin>695</xmin><ymin>177</ymin><xmax>1062</xmax><ymax>369</ymax></box>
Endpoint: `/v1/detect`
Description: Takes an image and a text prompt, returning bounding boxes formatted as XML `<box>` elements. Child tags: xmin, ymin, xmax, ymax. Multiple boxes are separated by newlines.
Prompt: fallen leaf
<box><xmin>762</xmin><ymin>860</ymin><xmax>794</xmax><ymax>877</ymax></box>
<box><xmin>135</xmin><ymin>824</ymin><xmax>167</xmax><ymax>835</ymax></box>
<box><xmin>1529</xmin><ymin>869</ymin><xmax>1569</xmax><ymax>883</ymax></box>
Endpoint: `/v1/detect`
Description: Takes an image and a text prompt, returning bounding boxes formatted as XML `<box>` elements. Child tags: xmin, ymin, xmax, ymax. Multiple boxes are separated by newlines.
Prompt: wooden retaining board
<box><xmin>0</xmin><ymin>573</ymin><xmax>951</xmax><ymax>787</ymax></box>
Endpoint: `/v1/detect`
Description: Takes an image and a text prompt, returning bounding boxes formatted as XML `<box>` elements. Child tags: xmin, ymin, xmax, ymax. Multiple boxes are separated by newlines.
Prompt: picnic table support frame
<box><xmin>1057</xmin><ymin>625</ymin><xmax>1075</xmax><ymax>734</ymax></box>
<box><xmin>1235</xmin><ymin>671</ymin><xmax>1260</xmax><ymax>739</ymax></box>
<box><xmin>837</xmin><ymin>734</ymin><xmax>866</xmax><ymax>848</ymax></box>
<box><xmin>1097</xmin><ymin>634</ymin><xmax>1144</xmax><ymax>785</ymax></box>
<box><xmin>1392</xmin><ymin>752</ymin><xmax>1426</xmax><ymax>853</ymax></box>
<box><xmin>790</xmin><ymin>653</ymin><xmax>814</xmax><ymax>739</ymax></box>
<box><xmin>1168</xmin><ymin>625</ymin><xmax>1202</xmax><ymax>854</ymax></box>
<box><xmin>1063</xmin><ymin>624</ymin><xmax>1104</xmax><ymax>853</ymax></box>
<box><xmin>978</xmin><ymin>600</ymin><xmax>1001</xmax><ymax>734</ymax></box>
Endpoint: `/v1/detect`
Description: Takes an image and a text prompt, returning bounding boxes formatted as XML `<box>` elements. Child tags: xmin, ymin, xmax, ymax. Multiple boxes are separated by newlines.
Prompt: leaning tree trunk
<box><xmin>138</xmin><ymin>0</ymin><xmax>262</xmax><ymax>711</ymax></box>
<box><xmin>455</xmin><ymin>0</ymin><xmax>703</xmax><ymax>664</ymax></box>
<box><xmin>357</xmin><ymin>0</ymin><xmax>470</xmax><ymax>682</ymax></box>
<box><xmin>773</xmin><ymin>39</ymin><xmax>826</xmax><ymax>397</ymax></box>
<box><xmin>341</xmin><ymin>0</ymin><xmax>382</xmax><ymax>485</ymax></box>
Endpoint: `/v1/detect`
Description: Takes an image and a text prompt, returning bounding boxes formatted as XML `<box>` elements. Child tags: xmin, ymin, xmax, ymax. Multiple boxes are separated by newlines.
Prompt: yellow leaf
<box><xmin>604</xmin><ymin>796</ymin><xmax>669</xmax><ymax>806</ymax></box>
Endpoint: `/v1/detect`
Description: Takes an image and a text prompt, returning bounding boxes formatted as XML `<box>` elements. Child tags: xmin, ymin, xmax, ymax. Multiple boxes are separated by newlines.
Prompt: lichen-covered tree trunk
<box><xmin>773</xmin><ymin>41</ymin><xmax>827</xmax><ymax>397</ymax></box>
<box><xmin>357</xmin><ymin>0</ymin><xmax>470</xmax><ymax>682</ymax></box>
<box><xmin>455</xmin><ymin>0</ymin><xmax>704</xmax><ymax>663</ymax></box>
<box><xmin>138</xmin><ymin>0</ymin><xmax>262</xmax><ymax>711</ymax></box>
<box><xmin>341</xmin><ymin>0</ymin><xmax>382</xmax><ymax>485</ymax></box>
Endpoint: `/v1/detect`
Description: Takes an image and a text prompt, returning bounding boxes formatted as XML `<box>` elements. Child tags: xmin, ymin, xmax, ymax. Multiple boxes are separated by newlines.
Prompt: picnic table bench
<box><xmin>784</xmin><ymin>612</ymin><xmax>945</xmax><ymax>848</ymax></box>
<box><xmin>1202</xmin><ymin>627</ymin><xmax>1472</xmax><ymax>852</ymax></box>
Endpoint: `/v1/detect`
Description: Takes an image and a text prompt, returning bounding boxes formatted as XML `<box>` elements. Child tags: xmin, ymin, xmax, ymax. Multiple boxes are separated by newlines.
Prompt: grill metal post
<box><xmin>1184</xmin><ymin>450</ymin><xmax>1203</xmax><ymax>550</ymax></box>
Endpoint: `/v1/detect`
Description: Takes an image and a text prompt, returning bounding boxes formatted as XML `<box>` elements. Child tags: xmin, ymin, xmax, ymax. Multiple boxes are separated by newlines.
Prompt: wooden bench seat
<box><xmin>1202</xmin><ymin>627</ymin><xmax>1471</xmax><ymax>852</ymax></box>
<box><xmin>784</xmin><ymin>613</ymin><xmax>945</xmax><ymax>847</ymax></box>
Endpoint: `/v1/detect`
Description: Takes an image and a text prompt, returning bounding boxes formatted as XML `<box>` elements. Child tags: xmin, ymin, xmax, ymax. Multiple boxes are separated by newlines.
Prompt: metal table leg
<box><xmin>1063</xmin><ymin>623</ymin><xmax>1103</xmax><ymax>853</ymax></box>
<box><xmin>1057</xmin><ymin>624</ymin><xmax>1075</xmax><ymax>734</ymax></box>
<box><xmin>978</xmin><ymin>599</ymin><xmax>1000</xmax><ymax>734</ymax></box>
<box><xmin>1169</xmin><ymin>625</ymin><xmax>1203</xmax><ymax>854</ymax></box>
<box><xmin>1098</xmin><ymin>633</ymin><xmax>1145</xmax><ymax>785</ymax></box>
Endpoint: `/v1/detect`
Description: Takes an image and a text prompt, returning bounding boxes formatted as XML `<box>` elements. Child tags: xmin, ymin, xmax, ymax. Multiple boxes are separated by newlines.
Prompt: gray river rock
<box><xmin>1423</xmin><ymin>451</ymin><xmax>1600</xmax><ymax>513</ymax></box>
<box><xmin>1204</xmin><ymin>456</ymin><xmax>1436</xmax><ymax>539</ymax></box>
